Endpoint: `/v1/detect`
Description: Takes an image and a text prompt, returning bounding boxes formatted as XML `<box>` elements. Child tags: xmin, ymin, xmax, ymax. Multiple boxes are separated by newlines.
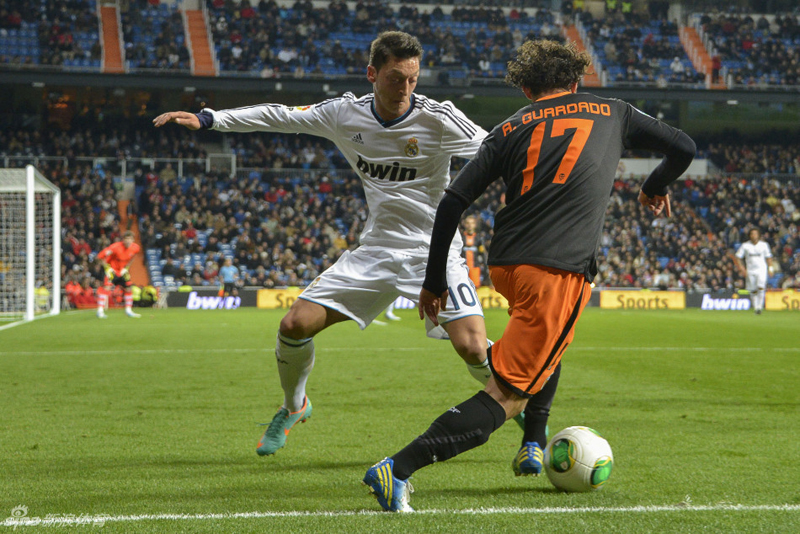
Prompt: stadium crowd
<box><xmin>706</xmin><ymin>141</ymin><xmax>800</xmax><ymax>175</ymax></box>
<box><xmin>206</xmin><ymin>0</ymin><xmax>562</xmax><ymax>76</ymax></box>
<box><xmin>582</xmin><ymin>14</ymin><xmax>704</xmax><ymax>86</ymax></box>
<box><xmin>699</xmin><ymin>11</ymin><xmax>800</xmax><ymax>86</ymax></box>
<box><xmin>1</xmin><ymin>122</ymin><xmax>207</xmax><ymax>161</ymax></box>
<box><xmin>122</xmin><ymin>0</ymin><xmax>190</xmax><ymax>70</ymax></box>
<box><xmin>685</xmin><ymin>175</ymin><xmax>800</xmax><ymax>286</ymax></box>
<box><xmin>136</xmin><ymin>167</ymin><xmax>366</xmax><ymax>289</ymax></box>
<box><xmin>0</xmin><ymin>0</ymin><xmax>100</xmax><ymax>67</ymax></box>
<box><xmin>2</xmin><ymin>0</ymin><xmax>798</xmax><ymax>91</ymax></box>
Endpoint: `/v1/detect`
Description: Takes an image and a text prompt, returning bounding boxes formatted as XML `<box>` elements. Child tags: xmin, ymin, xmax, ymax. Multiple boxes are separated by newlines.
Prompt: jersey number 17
<box><xmin>521</xmin><ymin>118</ymin><xmax>594</xmax><ymax>194</ymax></box>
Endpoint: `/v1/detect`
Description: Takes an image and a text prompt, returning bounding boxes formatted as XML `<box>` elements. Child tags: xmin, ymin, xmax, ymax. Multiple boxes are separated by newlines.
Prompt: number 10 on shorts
<box><xmin>447</xmin><ymin>283</ymin><xmax>478</xmax><ymax>311</ymax></box>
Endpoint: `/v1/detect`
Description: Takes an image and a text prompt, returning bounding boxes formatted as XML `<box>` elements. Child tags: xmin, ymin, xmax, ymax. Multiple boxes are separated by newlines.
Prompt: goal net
<box><xmin>0</xmin><ymin>166</ymin><xmax>61</xmax><ymax>322</ymax></box>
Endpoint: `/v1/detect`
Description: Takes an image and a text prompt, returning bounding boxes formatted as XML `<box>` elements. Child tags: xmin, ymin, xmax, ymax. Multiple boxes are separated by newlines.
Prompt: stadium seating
<box><xmin>583</xmin><ymin>17</ymin><xmax>704</xmax><ymax>87</ymax></box>
<box><xmin>121</xmin><ymin>1</ymin><xmax>189</xmax><ymax>70</ymax></box>
<box><xmin>203</xmin><ymin>0</ymin><xmax>561</xmax><ymax>77</ymax></box>
<box><xmin>0</xmin><ymin>0</ymin><xmax>101</xmax><ymax>68</ymax></box>
<box><xmin>2</xmin><ymin>0</ymin><xmax>797</xmax><ymax>92</ymax></box>
<box><xmin>695</xmin><ymin>12</ymin><xmax>800</xmax><ymax>87</ymax></box>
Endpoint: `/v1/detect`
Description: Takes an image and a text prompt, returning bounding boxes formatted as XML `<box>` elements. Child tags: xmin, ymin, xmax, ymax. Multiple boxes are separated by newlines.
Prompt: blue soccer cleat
<box><xmin>512</xmin><ymin>441</ymin><xmax>544</xmax><ymax>476</ymax></box>
<box><xmin>363</xmin><ymin>458</ymin><xmax>414</xmax><ymax>512</ymax></box>
<box><xmin>256</xmin><ymin>398</ymin><xmax>312</xmax><ymax>456</ymax></box>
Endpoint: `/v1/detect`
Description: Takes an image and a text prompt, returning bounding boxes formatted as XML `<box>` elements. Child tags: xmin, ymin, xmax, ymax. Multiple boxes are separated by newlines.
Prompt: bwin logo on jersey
<box><xmin>356</xmin><ymin>155</ymin><xmax>418</xmax><ymax>182</ymax></box>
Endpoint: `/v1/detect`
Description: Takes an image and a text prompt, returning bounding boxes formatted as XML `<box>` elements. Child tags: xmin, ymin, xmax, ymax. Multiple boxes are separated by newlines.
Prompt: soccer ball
<box><xmin>544</xmin><ymin>426</ymin><xmax>613</xmax><ymax>492</ymax></box>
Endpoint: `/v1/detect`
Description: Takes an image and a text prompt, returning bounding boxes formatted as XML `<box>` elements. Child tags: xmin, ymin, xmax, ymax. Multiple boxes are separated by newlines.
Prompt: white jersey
<box><xmin>735</xmin><ymin>240</ymin><xmax>772</xmax><ymax>274</ymax></box>
<box><xmin>204</xmin><ymin>93</ymin><xmax>488</xmax><ymax>255</ymax></box>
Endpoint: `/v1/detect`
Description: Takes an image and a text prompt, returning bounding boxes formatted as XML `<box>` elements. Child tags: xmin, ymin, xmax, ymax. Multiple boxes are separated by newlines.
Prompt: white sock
<box><xmin>467</xmin><ymin>358</ymin><xmax>492</xmax><ymax>386</ymax></box>
<box><xmin>466</xmin><ymin>339</ymin><xmax>494</xmax><ymax>385</ymax></box>
<box><xmin>97</xmin><ymin>294</ymin><xmax>107</xmax><ymax>314</ymax></box>
<box><xmin>276</xmin><ymin>333</ymin><xmax>315</xmax><ymax>412</ymax></box>
<box><xmin>757</xmin><ymin>289</ymin><xmax>765</xmax><ymax>311</ymax></box>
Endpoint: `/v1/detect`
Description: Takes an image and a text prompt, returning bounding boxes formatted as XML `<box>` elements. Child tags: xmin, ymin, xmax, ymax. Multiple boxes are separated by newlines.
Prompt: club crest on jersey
<box><xmin>404</xmin><ymin>137</ymin><xmax>419</xmax><ymax>157</ymax></box>
<box><xmin>356</xmin><ymin>155</ymin><xmax>417</xmax><ymax>182</ymax></box>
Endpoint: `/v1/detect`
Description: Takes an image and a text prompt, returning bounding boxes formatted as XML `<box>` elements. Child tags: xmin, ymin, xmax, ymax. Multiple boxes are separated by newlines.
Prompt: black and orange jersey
<box><xmin>444</xmin><ymin>91</ymin><xmax>695</xmax><ymax>281</ymax></box>
<box><xmin>462</xmin><ymin>232</ymin><xmax>483</xmax><ymax>268</ymax></box>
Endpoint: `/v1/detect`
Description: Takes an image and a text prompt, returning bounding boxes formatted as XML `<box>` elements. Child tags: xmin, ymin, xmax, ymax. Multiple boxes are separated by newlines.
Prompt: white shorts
<box><xmin>746</xmin><ymin>270</ymin><xmax>767</xmax><ymax>291</ymax></box>
<box><xmin>299</xmin><ymin>245</ymin><xmax>483</xmax><ymax>337</ymax></box>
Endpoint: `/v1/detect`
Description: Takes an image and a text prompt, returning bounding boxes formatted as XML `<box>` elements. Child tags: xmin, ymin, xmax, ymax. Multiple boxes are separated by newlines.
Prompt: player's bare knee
<box><xmin>450</xmin><ymin>334</ymin><xmax>488</xmax><ymax>365</ymax></box>
<box><xmin>279</xmin><ymin>313</ymin><xmax>312</xmax><ymax>340</ymax></box>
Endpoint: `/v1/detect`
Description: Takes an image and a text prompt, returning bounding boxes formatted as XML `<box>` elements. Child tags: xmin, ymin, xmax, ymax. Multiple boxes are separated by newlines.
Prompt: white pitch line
<box><xmin>0</xmin><ymin>347</ymin><xmax>419</xmax><ymax>356</ymax></box>
<box><xmin>2</xmin><ymin>504</ymin><xmax>799</xmax><ymax>527</ymax></box>
<box><xmin>0</xmin><ymin>320</ymin><xmax>25</xmax><ymax>332</ymax></box>
<box><xmin>1</xmin><ymin>346</ymin><xmax>798</xmax><ymax>357</ymax></box>
<box><xmin>0</xmin><ymin>348</ymin><xmax>271</xmax><ymax>356</ymax></box>
<box><xmin>0</xmin><ymin>312</ymin><xmax>61</xmax><ymax>332</ymax></box>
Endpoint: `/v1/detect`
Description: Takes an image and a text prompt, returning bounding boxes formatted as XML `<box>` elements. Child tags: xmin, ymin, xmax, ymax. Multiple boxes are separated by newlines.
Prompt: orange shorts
<box><xmin>488</xmin><ymin>264</ymin><xmax>591</xmax><ymax>397</ymax></box>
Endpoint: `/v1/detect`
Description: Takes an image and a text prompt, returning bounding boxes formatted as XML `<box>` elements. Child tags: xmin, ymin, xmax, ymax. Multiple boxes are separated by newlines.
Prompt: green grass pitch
<box><xmin>1</xmin><ymin>307</ymin><xmax>798</xmax><ymax>533</ymax></box>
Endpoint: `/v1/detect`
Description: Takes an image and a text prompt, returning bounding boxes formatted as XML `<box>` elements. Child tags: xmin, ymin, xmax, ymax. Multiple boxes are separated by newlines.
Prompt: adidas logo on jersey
<box><xmin>356</xmin><ymin>155</ymin><xmax>418</xmax><ymax>182</ymax></box>
<box><xmin>351</xmin><ymin>133</ymin><xmax>364</xmax><ymax>144</ymax></box>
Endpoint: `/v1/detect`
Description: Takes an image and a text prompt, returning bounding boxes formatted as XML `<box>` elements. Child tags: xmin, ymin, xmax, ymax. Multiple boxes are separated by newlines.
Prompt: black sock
<box><xmin>522</xmin><ymin>363</ymin><xmax>561</xmax><ymax>448</ymax></box>
<box><xmin>391</xmin><ymin>391</ymin><xmax>506</xmax><ymax>480</ymax></box>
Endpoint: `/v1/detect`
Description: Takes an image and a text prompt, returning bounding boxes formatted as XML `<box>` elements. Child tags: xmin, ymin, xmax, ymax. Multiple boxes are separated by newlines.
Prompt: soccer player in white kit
<box><xmin>154</xmin><ymin>32</ymin><xmax>496</xmax><ymax>456</ymax></box>
<box><xmin>735</xmin><ymin>228</ymin><xmax>773</xmax><ymax>314</ymax></box>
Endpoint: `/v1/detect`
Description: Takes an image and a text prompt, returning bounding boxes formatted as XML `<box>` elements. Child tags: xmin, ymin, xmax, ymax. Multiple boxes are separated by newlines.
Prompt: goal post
<box><xmin>0</xmin><ymin>165</ymin><xmax>61</xmax><ymax>322</ymax></box>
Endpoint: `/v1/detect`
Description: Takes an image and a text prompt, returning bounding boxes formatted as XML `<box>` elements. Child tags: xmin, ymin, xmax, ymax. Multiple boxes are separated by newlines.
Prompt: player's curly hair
<box><xmin>369</xmin><ymin>31</ymin><xmax>423</xmax><ymax>72</ymax></box>
<box><xmin>505</xmin><ymin>40</ymin><xmax>592</xmax><ymax>97</ymax></box>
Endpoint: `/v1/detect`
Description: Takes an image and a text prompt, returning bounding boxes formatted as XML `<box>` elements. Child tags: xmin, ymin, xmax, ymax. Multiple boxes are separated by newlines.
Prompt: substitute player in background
<box><xmin>218</xmin><ymin>257</ymin><xmax>239</xmax><ymax>297</ymax></box>
<box><xmin>96</xmin><ymin>231</ymin><xmax>141</xmax><ymax>319</ymax></box>
<box><xmin>735</xmin><ymin>228</ymin><xmax>773</xmax><ymax>314</ymax></box>
<box><xmin>154</xmin><ymin>31</ymin><xmax>499</xmax><ymax>457</ymax></box>
<box><xmin>364</xmin><ymin>39</ymin><xmax>696</xmax><ymax>511</ymax></box>
<box><xmin>461</xmin><ymin>215</ymin><xmax>486</xmax><ymax>287</ymax></box>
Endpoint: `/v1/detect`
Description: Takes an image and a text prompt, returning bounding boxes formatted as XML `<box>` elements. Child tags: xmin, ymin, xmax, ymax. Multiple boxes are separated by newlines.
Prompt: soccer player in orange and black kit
<box><xmin>96</xmin><ymin>231</ymin><xmax>142</xmax><ymax>319</ymax></box>
<box><xmin>364</xmin><ymin>40</ymin><xmax>696</xmax><ymax>511</ymax></box>
<box><xmin>461</xmin><ymin>215</ymin><xmax>485</xmax><ymax>287</ymax></box>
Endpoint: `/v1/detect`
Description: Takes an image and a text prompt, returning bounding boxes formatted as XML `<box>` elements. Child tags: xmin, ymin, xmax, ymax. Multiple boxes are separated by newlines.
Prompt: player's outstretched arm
<box><xmin>638</xmin><ymin>190</ymin><xmax>671</xmax><ymax>217</ymax></box>
<box><xmin>152</xmin><ymin>111</ymin><xmax>201</xmax><ymax>130</ymax></box>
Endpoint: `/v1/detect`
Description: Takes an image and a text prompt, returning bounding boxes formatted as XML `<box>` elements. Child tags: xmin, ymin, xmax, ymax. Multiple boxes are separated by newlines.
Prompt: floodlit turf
<box><xmin>1</xmin><ymin>307</ymin><xmax>798</xmax><ymax>533</ymax></box>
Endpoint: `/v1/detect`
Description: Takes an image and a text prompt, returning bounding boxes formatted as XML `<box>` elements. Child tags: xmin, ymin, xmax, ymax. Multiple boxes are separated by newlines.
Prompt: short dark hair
<box><xmin>369</xmin><ymin>31</ymin><xmax>423</xmax><ymax>72</ymax></box>
<box><xmin>123</xmin><ymin>231</ymin><xmax>135</xmax><ymax>239</ymax></box>
<box><xmin>505</xmin><ymin>40</ymin><xmax>591</xmax><ymax>97</ymax></box>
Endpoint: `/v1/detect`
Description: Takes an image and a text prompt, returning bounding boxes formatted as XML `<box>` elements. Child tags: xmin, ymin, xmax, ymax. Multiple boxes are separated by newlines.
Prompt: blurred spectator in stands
<box><xmin>159</xmin><ymin>163</ymin><xmax>177</xmax><ymax>183</ymax></box>
<box><xmin>670</xmin><ymin>56</ymin><xmax>683</xmax><ymax>75</ymax></box>
<box><xmin>783</xmin><ymin>272</ymin><xmax>800</xmax><ymax>289</ymax></box>
<box><xmin>711</xmin><ymin>54</ymin><xmax>721</xmax><ymax>84</ymax></box>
